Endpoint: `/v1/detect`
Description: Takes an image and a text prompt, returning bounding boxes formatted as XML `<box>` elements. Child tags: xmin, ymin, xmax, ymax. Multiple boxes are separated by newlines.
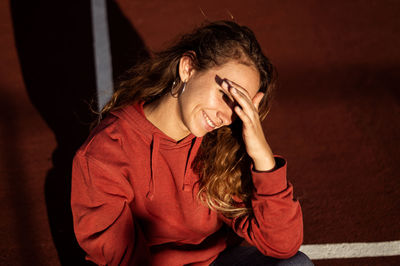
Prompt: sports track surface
<box><xmin>1</xmin><ymin>1</ymin><xmax>399</xmax><ymax>265</ymax></box>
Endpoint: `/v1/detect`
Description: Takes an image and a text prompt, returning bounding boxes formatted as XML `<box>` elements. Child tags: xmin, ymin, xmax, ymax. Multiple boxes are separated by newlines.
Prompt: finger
<box><xmin>230</xmin><ymin>86</ymin><xmax>255</xmax><ymax>115</ymax></box>
<box><xmin>225</xmin><ymin>79</ymin><xmax>252</xmax><ymax>99</ymax></box>
<box><xmin>234</xmin><ymin>105</ymin><xmax>252</xmax><ymax>127</ymax></box>
<box><xmin>225</xmin><ymin>79</ymin><xmax>259</xmax><ymax>112</ymax></box>
<box><xmin>223</xmin><ymin>79</ymin><xmax>260</xmax><ymax>118</ymax></box>
<box><xmin>215</xmin><ymin>75</ymin><xmax>235</xmax><ymax>103</ymax></box>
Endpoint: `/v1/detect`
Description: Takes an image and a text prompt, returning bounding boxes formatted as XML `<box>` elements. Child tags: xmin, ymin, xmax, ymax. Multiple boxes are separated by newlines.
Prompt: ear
<box><xmin>178</xmin><ymin>53</ymin><xmax>195</xmax><ymax>82</ymax></box>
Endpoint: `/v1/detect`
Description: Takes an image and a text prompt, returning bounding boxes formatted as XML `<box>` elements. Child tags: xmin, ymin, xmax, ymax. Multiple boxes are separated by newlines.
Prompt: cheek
<box><xmin>183</xmin><ymin>77</ymin><xmax>218</xmax><ymax>111</ymax></box>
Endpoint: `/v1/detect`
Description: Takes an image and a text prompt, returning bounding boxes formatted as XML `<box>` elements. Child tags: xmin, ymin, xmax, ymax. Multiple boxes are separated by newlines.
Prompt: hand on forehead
<box><xmin>212</xmin><ymin>61</ymin><xmax>260</xmax><ymax>99</ymax></box>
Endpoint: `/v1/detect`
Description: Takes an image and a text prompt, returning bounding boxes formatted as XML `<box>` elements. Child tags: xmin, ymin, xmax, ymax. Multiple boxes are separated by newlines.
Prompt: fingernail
<box><xmin>223</xmin><ymin>80</ymin><xmax>230</xmax><ymax>89</ymax></box>
<box><xmin>231</xmin><ymin>87</ymin><xmax>237</xmax><ymax>94</ymax></box>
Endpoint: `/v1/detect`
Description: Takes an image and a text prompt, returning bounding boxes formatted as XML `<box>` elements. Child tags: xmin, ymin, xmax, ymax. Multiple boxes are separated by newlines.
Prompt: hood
<box><xmin>110</xmin><ymin>102</ymin><xmax>203</xmax><ymax>199</ymax></box>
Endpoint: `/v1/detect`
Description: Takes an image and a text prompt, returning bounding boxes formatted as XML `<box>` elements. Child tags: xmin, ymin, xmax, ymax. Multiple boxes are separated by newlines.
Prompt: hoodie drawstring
<box><xmin>182</xmin><ymin>137</ymin><xmax>202</xmax><ymax>191</ymax></box>
<box><xmin>147</xmin><ymin>134</ymin><xmax>160</xmax><ymax>200</ymax></box>
<box><xmin>147</xmin><ymin>134</ymin><xmax>202</xmax><ymax>198</ymax></box>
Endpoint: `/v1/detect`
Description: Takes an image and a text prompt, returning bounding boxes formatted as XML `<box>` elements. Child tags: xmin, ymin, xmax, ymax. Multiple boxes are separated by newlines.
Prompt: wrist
<box><xmin>252</xmin><ymin>154</ymin><xmax>276</xmax><ymax>172</ymax></box>
<box><xmin>247</xmin><ymin>138</ymin><xmax>275</xmax><ymax>171</ymax></box>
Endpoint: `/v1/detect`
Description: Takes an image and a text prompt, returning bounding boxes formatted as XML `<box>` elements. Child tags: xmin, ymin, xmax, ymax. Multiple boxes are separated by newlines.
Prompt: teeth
<box><xmin>203</xmin><ymin>112</ymin><xmax>216</xmax><ymax>128</ymax></box>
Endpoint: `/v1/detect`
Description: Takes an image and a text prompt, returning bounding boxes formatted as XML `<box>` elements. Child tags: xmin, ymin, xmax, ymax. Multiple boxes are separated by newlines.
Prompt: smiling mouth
<box><xmin>202</xmin><ymin>111</ymin><xmax>216</xmax><ymax>129</ymax></box>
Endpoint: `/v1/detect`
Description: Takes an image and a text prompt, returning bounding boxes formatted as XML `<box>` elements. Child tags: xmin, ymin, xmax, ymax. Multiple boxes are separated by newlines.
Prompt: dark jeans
<box><xmin>210</xmin><ymin>245</ymin><xmax>313</xmax><ymax>266</ymax></box>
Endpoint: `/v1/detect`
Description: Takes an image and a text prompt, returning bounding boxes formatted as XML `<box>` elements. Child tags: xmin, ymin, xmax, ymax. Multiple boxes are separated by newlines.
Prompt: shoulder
<box><xmin>76</xmin><ymin>114</ymin><xmax>132</xmax><ymax>163</ymax></box>
<box><xmin>75</xmin><ymin>103</ymin><xmax>151</xmax><ymax>164</ymax></box>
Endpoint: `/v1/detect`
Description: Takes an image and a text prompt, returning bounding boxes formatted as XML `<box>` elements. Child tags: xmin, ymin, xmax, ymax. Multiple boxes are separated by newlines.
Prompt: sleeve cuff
<box><xmin>251</xmin><ymin>156</ymin><xmax>287</xmax><ymax>195</ymax></box>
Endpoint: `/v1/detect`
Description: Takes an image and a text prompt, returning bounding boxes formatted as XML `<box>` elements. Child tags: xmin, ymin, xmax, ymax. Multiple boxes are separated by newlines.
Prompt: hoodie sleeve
<box><xmin>71</xmin><ymin>151</ymin><xmax>150</xmax><ymax>265</ymax></box>
<box><xmin>220</xmin><ymin>156</ymin><xmax>303</xmax><ymax>259</ymax></box>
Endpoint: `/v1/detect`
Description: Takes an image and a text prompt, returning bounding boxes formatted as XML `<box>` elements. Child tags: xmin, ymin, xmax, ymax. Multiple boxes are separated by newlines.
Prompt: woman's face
<box><xmin>178</xmin><ymin>60</ymin><xmax>260</xmax><ymax>137</ymax></box>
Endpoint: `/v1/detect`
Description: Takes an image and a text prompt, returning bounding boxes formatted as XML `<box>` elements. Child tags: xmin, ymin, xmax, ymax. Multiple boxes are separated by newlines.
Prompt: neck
<box><xmin>143</xmin><ymin>95</ymin><xmax>190</xmax><ymax>141</ymax></box>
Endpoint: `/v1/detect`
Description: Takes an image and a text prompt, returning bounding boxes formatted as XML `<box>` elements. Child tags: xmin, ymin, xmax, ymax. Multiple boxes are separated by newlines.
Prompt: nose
<box><xmin>216</xmin><ymin>106</ymin><xmax>233</xmax><ymax>126</ymax></box>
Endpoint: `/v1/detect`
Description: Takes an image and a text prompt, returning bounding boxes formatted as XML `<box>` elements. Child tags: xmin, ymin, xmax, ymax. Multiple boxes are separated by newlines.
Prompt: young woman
<box><xmin>71</xmin><ymin>21</ymin><xmax>312</xmax><ymax>265</ymax></box>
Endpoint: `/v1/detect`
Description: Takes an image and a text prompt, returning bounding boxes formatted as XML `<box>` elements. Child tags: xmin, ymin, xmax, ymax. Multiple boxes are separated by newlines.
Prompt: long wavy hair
<box><xmin>100</xmin><ymin>21</ymin><xmax>276</xmax><ymax>218</ymax></box>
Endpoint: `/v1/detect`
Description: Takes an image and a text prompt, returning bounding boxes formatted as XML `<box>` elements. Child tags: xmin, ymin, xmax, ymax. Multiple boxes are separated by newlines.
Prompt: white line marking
<box><xmin>299</xmin><ymin>240</ymin><xmax>400</xmax><ymax>260</ymax></box>
<box><xmin>91</xmin><ymin>0</ymin><xmax>113</xmax><ymax>111</ymax></box>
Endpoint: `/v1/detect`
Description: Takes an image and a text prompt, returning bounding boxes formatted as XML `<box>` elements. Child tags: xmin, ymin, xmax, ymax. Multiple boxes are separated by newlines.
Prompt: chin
<box><xmin>186</xmin><ymin>116</ymin><xmax>213</xmax><ymax>137</ymax></box>
<box><xmin>191</xmin><ymin>130</ymin><xmax>207</xmax><ymax>138</ymax></box>
<box><xmin>188</xmin><ymin>125</ymin><xmax>208</xmax><ymax>138</ymax></box>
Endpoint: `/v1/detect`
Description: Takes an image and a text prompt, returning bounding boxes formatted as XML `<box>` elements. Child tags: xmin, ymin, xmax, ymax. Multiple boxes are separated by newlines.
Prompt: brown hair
<box><xmin>101</xmin><ymin>20</ymin><xmax>276</xmax><ymax>218</ymax></box>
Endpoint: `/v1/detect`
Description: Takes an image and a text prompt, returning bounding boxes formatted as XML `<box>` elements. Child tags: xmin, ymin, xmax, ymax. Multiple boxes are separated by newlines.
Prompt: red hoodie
<box><xmin>71</xmin><ymin>102</ymin><xmax>303</xmax><ymax>265</ymax></box>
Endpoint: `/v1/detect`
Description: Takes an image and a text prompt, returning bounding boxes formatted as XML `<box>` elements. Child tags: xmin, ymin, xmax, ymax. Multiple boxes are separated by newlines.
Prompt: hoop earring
<box><xmin>170</xmin><ymin>81</ymin><xmax>186</xmax><ymax>98</ymax></box>
<box><xmin>170</xmin><ymin>81</ymin><xmax>179</xmax><ymax>98</ymax></box>
<box><xmin>181</xmin><ymin>82</ymin><xmax>186</xmax><ymax>94</ymax></box>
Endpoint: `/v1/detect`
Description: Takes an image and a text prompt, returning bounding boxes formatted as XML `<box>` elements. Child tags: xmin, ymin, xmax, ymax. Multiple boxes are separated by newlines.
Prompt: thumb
<box><xmin>252</xmin><ymin>92</ymin><xmax>265</xmax><ymax>110</ymax></box>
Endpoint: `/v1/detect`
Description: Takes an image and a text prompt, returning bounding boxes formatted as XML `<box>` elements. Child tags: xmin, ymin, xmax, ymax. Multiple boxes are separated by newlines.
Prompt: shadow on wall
<box><xmin>10</xmin><ymin>0</ymin><xmax>148</xmax><ymax>265</ymax></box>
